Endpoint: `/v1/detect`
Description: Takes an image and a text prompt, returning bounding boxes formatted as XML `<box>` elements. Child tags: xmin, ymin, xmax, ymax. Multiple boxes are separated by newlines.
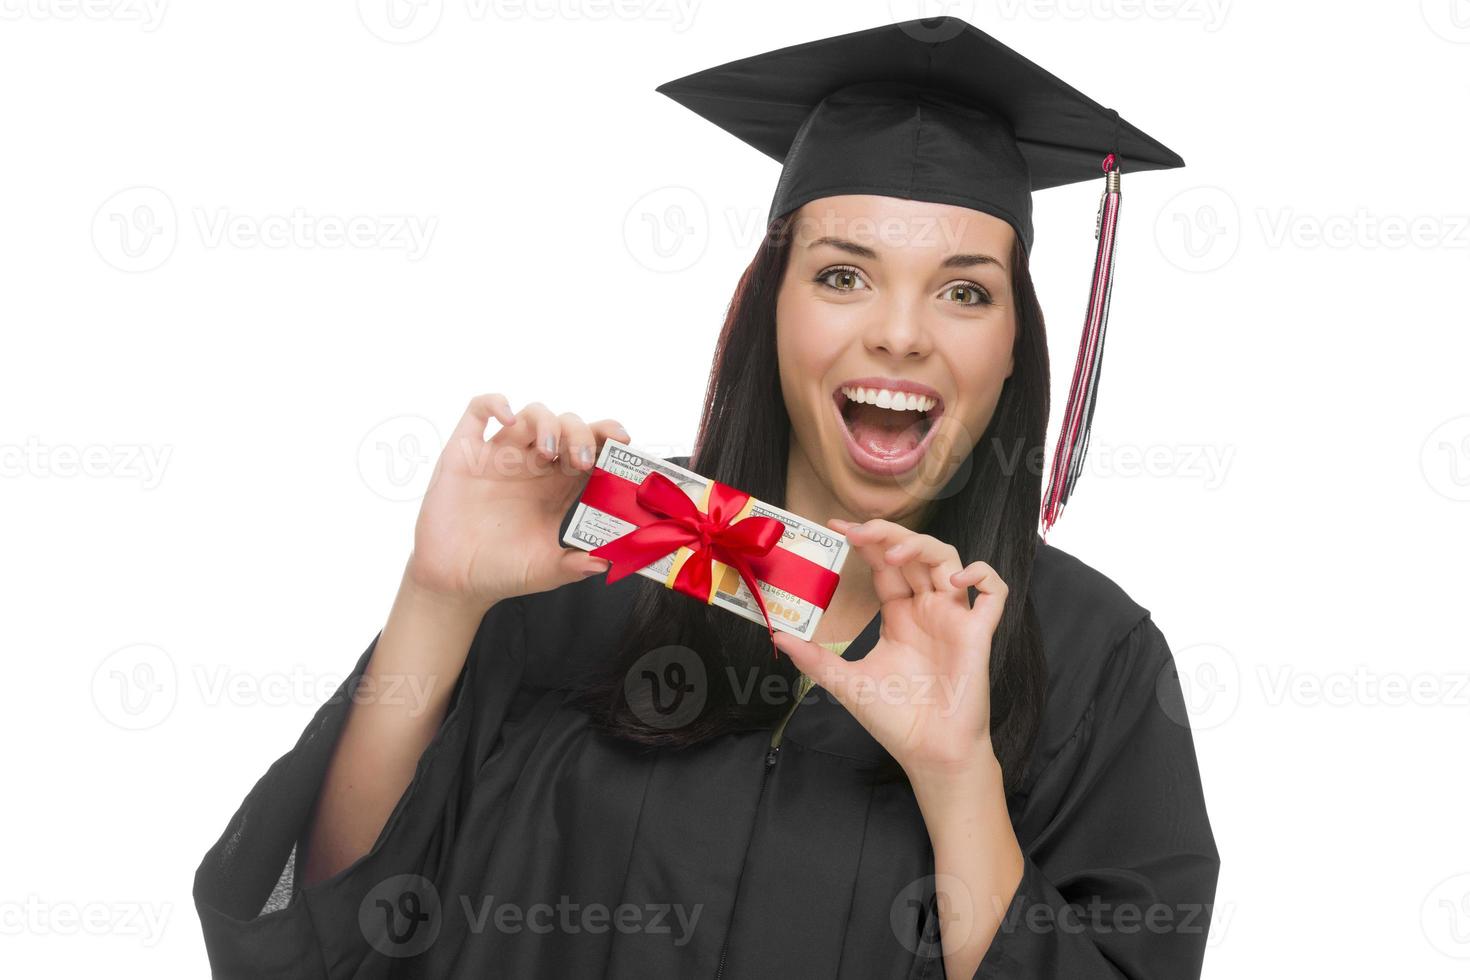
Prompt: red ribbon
<box><xmin>582</xmin><ymin>467</ymin><xmax>837</xmax><ymax>654</ymax></box>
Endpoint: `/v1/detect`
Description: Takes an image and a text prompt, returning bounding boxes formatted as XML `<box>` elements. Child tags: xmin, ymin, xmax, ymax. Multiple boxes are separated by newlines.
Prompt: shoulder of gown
<box><xmin>1021</xmin><ymin>537</ymin><xmax>1177</xmax><ymax>790</ymax></box>
<box><xmin>1029</xmin><ymin>538</ymin><xmax>1153</xmax><ymax>689</ymax></box>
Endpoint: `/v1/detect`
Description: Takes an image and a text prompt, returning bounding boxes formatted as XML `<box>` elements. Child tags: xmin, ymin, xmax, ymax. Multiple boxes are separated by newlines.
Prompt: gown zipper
<box><xmin>714</xmin><ymin>641</ymin><xmax>850</xmax><ymax>979</ymax></box>
<box><xmin>715</xmin><ymin>709</ymin><xmax>791</xmax><ymax>979</ymax></box>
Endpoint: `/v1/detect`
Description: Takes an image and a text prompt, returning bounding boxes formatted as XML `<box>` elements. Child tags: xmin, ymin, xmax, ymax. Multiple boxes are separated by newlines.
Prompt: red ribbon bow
<box><xmin>590</xmin><ymin>470</ymin><xmax>786</xmax><ymax>653</ymax></box>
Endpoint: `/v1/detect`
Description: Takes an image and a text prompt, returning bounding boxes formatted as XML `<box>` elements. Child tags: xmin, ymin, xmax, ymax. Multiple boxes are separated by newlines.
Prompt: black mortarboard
<box><xmin>655</xmin><ymin>16</ymin><xmax>1186</xmax><ymax>533</ymax></box>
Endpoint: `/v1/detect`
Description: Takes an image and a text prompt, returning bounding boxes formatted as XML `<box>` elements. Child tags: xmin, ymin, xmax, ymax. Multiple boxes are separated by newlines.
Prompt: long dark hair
<box><xmin>568</xmin><ymin>210</ymin><xmax>1049</xmax><ymax>795</ymax></box>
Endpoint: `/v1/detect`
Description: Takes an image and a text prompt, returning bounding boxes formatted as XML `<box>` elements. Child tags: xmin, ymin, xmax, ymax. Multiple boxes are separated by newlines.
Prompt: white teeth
<box><xmin>840</xmin><ymin>385</ymin><xmax>936</xmax><ymax>413</ymax></box>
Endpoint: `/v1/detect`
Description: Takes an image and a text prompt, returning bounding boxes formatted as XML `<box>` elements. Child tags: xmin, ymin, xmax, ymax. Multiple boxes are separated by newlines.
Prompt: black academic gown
<box><xmin>193</xmin><ymin>534</ymin><xmax>1221</xmax><ymax>979</ymax></box>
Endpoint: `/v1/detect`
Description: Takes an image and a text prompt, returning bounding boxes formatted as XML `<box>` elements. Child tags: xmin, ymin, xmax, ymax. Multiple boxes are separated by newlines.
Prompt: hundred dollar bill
<box><xmin>562</xmin><ymin>439</ymin><xmax>850</xmax><ymax>641</ymax></box>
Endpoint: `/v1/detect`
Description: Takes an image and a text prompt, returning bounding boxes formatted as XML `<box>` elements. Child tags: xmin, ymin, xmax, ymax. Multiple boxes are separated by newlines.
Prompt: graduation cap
<box><xmin>655</xmin><ymin>16</ymin><xmax>1185</xmax><ymax>535</ymax></box>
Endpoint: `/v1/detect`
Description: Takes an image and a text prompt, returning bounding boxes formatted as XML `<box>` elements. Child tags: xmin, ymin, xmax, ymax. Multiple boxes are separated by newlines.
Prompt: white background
<box><xmin>3</xmin><ymin>1</ymin><xmax>1468</xmax><ymax>976</ymax></box>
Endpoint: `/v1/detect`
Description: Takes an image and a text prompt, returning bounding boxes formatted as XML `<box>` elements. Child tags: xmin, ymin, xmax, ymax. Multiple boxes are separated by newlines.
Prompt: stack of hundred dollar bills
<box><xmin>562</xmin><ymin>439</ymin><xmax>850</xmax><ymax>641</ymax></box>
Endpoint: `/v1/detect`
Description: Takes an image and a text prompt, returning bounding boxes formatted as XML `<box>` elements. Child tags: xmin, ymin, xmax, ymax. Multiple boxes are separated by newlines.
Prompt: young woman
<box><xmin>194</xmin><ymin>18</ymin><xmax>1219</xmax><ymax>980</ymax></box>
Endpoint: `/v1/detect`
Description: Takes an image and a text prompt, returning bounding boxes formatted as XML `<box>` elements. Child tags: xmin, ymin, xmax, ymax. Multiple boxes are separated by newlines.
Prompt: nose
<box><xmin>862</xmin><ymin>296</ymin><xmax>931</xmax><ymax>360</ymax></box>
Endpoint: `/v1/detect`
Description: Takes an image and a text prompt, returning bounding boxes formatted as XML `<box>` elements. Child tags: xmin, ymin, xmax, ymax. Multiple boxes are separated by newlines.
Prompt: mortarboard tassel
<box><xmin>1041</xmin><ymin>153</ymin><xmax>1122</xmax><ymax>537</ymax></box>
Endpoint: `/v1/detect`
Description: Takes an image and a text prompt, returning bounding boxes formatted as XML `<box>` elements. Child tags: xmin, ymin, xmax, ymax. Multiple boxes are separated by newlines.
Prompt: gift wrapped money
<box><xmin>562</xmin><ymin>440</ymin><xmax>851</xmax><ymax>646</ymax></box>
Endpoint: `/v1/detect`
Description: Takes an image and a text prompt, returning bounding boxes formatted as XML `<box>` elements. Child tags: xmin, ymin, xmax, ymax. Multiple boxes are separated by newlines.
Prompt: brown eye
<box><xmin>943</xmin><ymin>282</ymin><xmax>992</xmax><ymax>307</ymax></box>
<box><xmin>816</xmin><ymin>265</ymin><xmax>867</xmax><ymax>292</ymax></box>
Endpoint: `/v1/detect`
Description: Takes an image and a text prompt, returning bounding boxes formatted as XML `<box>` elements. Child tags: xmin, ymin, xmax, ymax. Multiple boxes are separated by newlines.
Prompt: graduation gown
<box><xmin>193</xmin><ymin>535</ymin><xmax>1221</xmax><ymax>979</ymax></box>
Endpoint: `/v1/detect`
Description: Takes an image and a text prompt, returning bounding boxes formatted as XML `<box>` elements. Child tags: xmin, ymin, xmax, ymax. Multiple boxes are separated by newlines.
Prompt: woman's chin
<box><xmin>826</xmin><ymin>467</ymin><xmax>934</xmax><ymax>524</ymax></box>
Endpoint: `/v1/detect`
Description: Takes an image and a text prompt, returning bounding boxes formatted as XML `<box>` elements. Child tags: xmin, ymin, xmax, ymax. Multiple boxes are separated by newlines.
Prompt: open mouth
<box><xmin>831</xmin><ymin>381</ymin><xmax>945</xmax><ymax>477</ymax></box>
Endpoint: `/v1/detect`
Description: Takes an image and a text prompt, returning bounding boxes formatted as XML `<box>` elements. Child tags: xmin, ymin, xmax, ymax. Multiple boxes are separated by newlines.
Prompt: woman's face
<box><xmin>776</xmin><ymin>194</ymin><xmax>1018</xmax><ymax>522</ymax></box>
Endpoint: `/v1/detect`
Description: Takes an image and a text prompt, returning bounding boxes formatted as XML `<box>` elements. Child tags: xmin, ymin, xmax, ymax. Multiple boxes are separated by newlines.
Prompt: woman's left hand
<box><xmin>772</xmin><ymin>517</ymin><xmax>1008</xmax><ymax>784</ymax></box>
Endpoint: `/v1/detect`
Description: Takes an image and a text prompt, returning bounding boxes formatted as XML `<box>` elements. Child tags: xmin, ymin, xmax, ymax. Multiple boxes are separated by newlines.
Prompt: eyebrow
<box><xmin>940</xmin><ymin>252</ymin><xmax>1006</xmax><ymax>271</ymax></box>
<box><xmin>807</xmin><ymin>236</ymin><xmax>1005</xmax><ymax>271</ymax></box>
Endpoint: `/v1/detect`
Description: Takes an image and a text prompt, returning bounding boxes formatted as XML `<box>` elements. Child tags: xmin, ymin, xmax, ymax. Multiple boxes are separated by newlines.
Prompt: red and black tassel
<box><xmin>1041</xmin><ymin>153</ymin><xmax>1122</xmax><ymax>537</ymax></box>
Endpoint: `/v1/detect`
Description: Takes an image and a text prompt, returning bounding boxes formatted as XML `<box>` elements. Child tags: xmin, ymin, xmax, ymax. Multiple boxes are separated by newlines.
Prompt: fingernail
<box><xmin>583</xmin><ymin>560</ymin><xmax>609</xmax><ymax>576</ymax></box>
<box><xmin>542</xmin><ymin>436</ymin><xmax>556</xmax><ymax>454</ymax></box>
<box><xmin>578</xmin><ymin>445</ymin><xmax>593</xmax><ymax>464</ymax></box>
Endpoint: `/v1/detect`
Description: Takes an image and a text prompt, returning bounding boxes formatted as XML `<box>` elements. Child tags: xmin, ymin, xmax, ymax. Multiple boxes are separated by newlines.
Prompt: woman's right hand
<box><xmin>405</xmin><ymin>393</ymin><xmax>628</xmax><ymax>609</ymax></box>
